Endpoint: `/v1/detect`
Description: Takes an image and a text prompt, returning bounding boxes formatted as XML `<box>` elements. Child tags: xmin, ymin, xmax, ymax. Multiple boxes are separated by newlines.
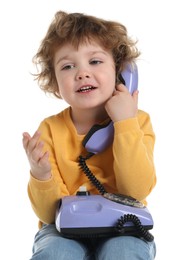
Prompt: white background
<box><xmin>1</xmin><ymin>0</ymin><xmax>178</xmax><ymax>259</ymax></box>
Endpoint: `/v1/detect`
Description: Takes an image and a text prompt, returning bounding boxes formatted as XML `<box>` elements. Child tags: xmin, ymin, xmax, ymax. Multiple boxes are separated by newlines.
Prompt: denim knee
<box><xmin>96</xmin><ymin>236</ymin><xmax>156</xmax><ymax>260</ymax></box>
<box><xmin>30</xmin><ymin>224</ymin><xmax>90</xmax><ymax>260</ymax></box>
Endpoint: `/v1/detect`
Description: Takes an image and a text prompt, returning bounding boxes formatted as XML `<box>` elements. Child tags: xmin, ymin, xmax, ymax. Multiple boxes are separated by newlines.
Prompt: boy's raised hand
<box><xmin>22</xmin><ymin>131</ymin><xmax>52</xmax><ymax>180</ymax></box>
<box><xmin>105</xmin><ymin>84</ymin><xmax>138</xmax><ymax>122</ymax></box>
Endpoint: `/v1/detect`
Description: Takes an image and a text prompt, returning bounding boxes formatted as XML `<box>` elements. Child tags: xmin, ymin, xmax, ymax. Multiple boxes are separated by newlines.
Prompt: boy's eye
<box><xmin>90</xmin><ymin>60</ymin><xmax>102</xmax><ymax>65</ymax></box>
<box><xmin>62</xmin><ymin>64</ymin><xmax>75</xmax><ymax>70</ymax></box>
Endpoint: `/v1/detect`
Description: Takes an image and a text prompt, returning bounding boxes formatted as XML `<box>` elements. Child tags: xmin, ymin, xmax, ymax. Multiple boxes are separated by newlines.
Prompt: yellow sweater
<box><xmin>28</xmin><ymin>107</ymin><xmax>156</xmax><ymax>227</ymax></box>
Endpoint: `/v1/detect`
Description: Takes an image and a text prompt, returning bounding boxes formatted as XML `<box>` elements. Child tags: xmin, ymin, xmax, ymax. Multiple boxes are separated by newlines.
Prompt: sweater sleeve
<box><xmin>113</xmin><ymin>110</ymin><xmax>156</xmax><ymax>202</ymax></box>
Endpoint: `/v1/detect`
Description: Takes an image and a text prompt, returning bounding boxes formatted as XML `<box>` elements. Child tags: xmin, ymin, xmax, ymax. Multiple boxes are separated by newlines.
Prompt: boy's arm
<box><xmin>27</xmin><ymin>119</ymin><xmax>69</xmax><ymax>224</ymax></box>
<box><xmin>113</xmin><ymin>110</ymin><xmax>156</xmax><ymax>202</ymax></box>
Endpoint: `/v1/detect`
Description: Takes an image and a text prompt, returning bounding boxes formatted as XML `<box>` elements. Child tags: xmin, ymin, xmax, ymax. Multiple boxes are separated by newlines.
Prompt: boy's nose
<box><xmin>76</xmin><ymin>71</ymin><xmax>91</xmax><ymax>80</ymax></box>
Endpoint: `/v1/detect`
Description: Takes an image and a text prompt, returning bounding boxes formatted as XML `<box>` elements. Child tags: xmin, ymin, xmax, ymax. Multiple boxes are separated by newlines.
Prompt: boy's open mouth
<box><xmin>77</xmin><ymin>85</ymin><xmax>97</xmax><ymax>93</ymax></box>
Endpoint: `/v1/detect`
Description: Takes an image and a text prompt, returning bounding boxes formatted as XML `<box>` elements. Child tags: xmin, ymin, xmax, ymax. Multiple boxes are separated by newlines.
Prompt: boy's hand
<box><xmin>105</xmin><ymin>84</ymin><xmax>138</xmax><ymax>122</ymax></box>
<box><xmin>22</xmin><ymin>131</ymin><xmax>52</xmax><ymax>180</ymax></box>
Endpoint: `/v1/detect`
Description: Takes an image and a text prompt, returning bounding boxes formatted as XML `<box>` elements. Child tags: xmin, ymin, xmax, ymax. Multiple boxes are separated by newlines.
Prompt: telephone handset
<box><xmin>83</xmin><ymin>63</ymin><xmax>138</xmax><ymax>154</ymax></box>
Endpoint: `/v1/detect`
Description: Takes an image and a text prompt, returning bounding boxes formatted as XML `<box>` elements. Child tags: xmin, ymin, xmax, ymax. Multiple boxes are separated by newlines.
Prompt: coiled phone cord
<box><xmin>78</xmin><ymin>153</ymin><xmax>154</xmax><ymax>242</ymax></box>
<box><xmin>116</xmin><ymin>214</ymin><xmax>154</xmax><ymax>242</ymax></box>
<box><xmin>78</xmin><ymin>153</ymin><xmax>107</xmax><ymax>195</ymax></box>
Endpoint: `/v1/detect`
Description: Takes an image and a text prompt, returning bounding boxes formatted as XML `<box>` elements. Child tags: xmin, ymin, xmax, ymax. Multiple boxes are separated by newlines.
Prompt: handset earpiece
<box><xmin>118</xmin><ymin>63</ymin><xmax>138</xmax><ymax>94</ymax></box>
<box><xmin>83</xmin><ymin>63</ymin><xmax>138</xmax><ymax>154</ymax></box>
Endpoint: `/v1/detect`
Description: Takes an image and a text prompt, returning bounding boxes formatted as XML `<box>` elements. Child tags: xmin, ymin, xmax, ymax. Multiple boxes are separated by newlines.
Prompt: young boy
<box><xmin>22</xmin><ymin>11</ymin><xmax>156</xmax><ymax>259</ymax></box>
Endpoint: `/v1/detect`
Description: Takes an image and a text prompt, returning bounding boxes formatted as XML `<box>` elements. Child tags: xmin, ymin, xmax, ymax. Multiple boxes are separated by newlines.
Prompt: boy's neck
<box><xmin>70</xmin><ymin>107</ymin><xmax>109</xmax><ymax>135</ymax></box>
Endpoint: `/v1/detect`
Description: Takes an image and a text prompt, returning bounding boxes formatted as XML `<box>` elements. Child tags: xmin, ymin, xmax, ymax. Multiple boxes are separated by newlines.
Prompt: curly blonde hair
<box><xmin>33</xmin><ymin>11</ymin><xmax>140</xmax><ymax>98</ymax></box>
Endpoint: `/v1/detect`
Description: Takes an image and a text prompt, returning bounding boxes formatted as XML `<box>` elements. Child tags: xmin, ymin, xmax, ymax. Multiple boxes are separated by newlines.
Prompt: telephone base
<box><xmin>55</xmin><ymin>194</ymin><xmax>153</xmax><ymax>239</ymax></box>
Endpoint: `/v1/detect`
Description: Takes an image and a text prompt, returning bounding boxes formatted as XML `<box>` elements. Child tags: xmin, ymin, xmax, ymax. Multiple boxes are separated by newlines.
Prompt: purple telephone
<box><xmin>83</xmin><ymin>63</ymin><xmax>138</xmax><ymax>154</ymax></box>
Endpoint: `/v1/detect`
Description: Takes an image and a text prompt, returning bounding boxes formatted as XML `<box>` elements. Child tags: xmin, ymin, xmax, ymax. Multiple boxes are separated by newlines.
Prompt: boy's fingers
<box><xmin>22</xmin><ymin>132</ymin><xmax>31</xmax><ymax>150</ymax></box>
<box><xmin>133</xmin><ymin>90</ymin><xmax>139</xmax><ymax>103</ymax></box>
<box><xmin>115</xmin><ymin>84</ymin><xmax>126</xmax><ymax>91</ymax></box>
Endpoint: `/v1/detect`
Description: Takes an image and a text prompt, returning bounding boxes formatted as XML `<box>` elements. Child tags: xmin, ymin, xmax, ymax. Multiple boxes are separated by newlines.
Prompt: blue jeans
<box><xmin>30</xmin><ymin>224</ymin><xmax>156</xmax><ymax>260</ymax></box>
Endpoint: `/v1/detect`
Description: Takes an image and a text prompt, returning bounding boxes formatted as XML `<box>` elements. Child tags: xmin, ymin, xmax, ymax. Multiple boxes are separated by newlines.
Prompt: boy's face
<box><xmin>54</xmin><ymin>41</ymin><xmax>116</xmax><ymax>110</ymax></box>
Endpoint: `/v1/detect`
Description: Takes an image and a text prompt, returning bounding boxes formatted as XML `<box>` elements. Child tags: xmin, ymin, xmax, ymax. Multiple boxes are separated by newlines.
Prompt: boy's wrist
<box><xmin>30</xmin><ymin>171</ymin><xmax>52</xmax><ymax>181</ymax></box>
